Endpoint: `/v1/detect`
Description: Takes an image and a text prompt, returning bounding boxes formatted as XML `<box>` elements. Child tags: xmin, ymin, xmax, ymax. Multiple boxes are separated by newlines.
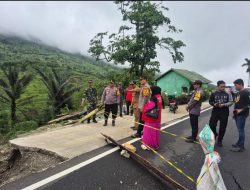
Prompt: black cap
<box><xmin>140</xmin><ymin>75</ymin><xmax>148</xmax><ymax>81</ymax></box>
<box><xmin>193</xmin><ymin>80</ymin><xmax>202</xmax><ymax>86</ymax></box>
<box><xmin>131</xmin><ymin>80</ymin><xmax>137</xmax><ymax>85</ymax></box>
<box><xmin>234</xmin><ymin>79</ymin><xmax>244</xmax><ymax>86</ymax></box>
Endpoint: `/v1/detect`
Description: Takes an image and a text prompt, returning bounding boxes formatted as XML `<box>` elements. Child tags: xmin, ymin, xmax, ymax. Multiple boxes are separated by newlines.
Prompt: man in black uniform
<box><xmin>231</xmin><ymin>79</ymin><xmax>250</xmax><ymax>152</ymax></box>
<box><xmin>209</xmin><ymin>80</ymin><xmax>233</xmax><ymax>147</ymax></box>
<box><xmin>84</xmin><ymin>80</ymin><xmax>98</xmax><ymax>124</ymax></box>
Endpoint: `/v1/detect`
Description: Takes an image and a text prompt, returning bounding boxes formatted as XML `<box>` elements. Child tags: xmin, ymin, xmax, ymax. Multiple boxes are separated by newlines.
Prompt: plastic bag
<box><xmin>197</xmin><ymin>124</ymin><xmax>227</xmax><ymax>190</ymax></box>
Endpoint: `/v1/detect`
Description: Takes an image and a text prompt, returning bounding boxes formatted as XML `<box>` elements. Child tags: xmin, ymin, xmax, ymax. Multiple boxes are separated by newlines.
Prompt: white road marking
<box><xmin>22</xmin><ymin>106</ymin><xmax>212</xmax><ymax>190</ymax></box>
<box><xmin>22</xmin><ymin>138</ymin><xmax>140</xmax><ymax>190</ymax></box>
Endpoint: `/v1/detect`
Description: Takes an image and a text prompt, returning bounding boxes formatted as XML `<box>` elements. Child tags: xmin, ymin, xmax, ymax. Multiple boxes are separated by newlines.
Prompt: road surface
<box><xmin>2</xmin><ymin>107</ymin><xmax>249</xmax><ymax>190</ymax></box>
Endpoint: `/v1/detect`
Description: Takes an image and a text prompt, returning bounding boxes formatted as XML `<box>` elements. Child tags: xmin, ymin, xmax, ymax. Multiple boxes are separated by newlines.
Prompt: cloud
<box><xmin>0</xmin><ymin>1</ymin><xmax>249</xmax><ymax>85</ymax></box>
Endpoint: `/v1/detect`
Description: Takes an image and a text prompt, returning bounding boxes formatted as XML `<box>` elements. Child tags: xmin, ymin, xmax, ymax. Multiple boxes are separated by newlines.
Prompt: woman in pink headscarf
<box><xmin>141</xmin><ymin>86</ymin><xmax>163</xmax><ymax>150</ymax></box>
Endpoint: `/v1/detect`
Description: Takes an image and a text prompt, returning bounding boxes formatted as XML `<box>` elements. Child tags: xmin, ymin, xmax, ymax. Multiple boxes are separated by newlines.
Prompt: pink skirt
<box><xmin>142</xmin><ymin>122</ymin><xmax>161</xmax><ymax>150</ymax></box>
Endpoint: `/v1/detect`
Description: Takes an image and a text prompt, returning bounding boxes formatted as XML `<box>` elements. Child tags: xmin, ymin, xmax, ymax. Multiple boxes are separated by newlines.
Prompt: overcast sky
<box><xmin>0</xmin><ymin>1</ymin><xmax>250</xmax><ymax>85</ymax></box>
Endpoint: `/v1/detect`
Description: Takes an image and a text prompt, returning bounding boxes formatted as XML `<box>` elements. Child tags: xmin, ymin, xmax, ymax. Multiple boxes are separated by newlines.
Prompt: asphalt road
<box><xmin>2</xmin><ymin>107</ymin><xmax>250</xmax><ymax>190</ymax></box>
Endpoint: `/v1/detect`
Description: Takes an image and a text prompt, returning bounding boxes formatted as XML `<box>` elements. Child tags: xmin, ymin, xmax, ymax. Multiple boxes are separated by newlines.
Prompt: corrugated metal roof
<box><xmin>156</xmin><ymin>68</ymin><xmax>212</xmax><ymax>84</ymax></box>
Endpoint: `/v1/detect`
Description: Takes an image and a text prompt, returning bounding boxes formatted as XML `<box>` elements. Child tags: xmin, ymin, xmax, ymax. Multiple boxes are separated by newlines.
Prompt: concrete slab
<box><xmin>10</xmin><ymin>102</ymin><xmax>211</xmax><ymax>159</ymax></box>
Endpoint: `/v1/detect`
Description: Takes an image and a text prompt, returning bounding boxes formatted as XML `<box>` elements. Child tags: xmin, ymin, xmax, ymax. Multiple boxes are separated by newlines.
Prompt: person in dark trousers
<box><xmin>231</xmin><ymin>79</ymin><xmax>250</xmax><ymax>152</ymax></box>
<box><xmin>117</xmin><ymin>82</ymin><xmax>124</xmax><ymax>117</ymax></box>
<box><xmin>209</xmin><ymin>80</ymin><xmax>233</xmax><ymax>147</ymax></box>
<box><xmin>101</xmin><ymin>80</ymin><xmax>120</xmax><ymax>126</ymax></box>
<box><xmin>185</xmin><ymin>80</ymin><xmax>204</xmax><ymax>143</ymax></box>
<box><xmin>125</xmin><ymin>83</ymin><xmax>133</xmax><ymax>115</ymax></box>
<box><xmin>131</xmin><ymin>76</ymin><xmax>151</xmax><ymax>138</ymax></box>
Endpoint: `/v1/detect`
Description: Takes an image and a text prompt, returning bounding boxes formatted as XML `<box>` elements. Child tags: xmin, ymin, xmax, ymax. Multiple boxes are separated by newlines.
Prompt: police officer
<box><xmin>101</xmin><ymin>80</ymin><xmax>120</xmax><ymax>126</ymax></box>
<box><xmin>129</xmin><ymin>81</ymin><xmax>141</xmax><ymax>130</ymax></box>
<box><xmin>131</xmin><ymin>76</ymin><xmax>151</xmax><ymax>138</ymax></box>
<box><xmin>84</xmin><ymin>79</ymin><xmax>98</xmax><ymax>124</ymax></box>
<box><xmin>185</xmin><ymin>80</ymin><xmax>204</xmax><ymax>143</ymax></box>
<box><xmin>209</xmin><ymin>80</ymin><xmax>233</xmax><ymax>147</ymax></box>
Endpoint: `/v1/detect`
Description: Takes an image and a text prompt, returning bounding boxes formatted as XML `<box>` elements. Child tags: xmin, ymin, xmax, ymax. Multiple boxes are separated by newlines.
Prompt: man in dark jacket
<box><xmin>231</xmin><ymin>79</ymin><xmax>250</xmax><ymax>152</ymax></box>
<box><xmin>209</xmin><ymin>80</ymin><xmax>233</xmax><ymax>147</ymax></box>
<box><xmin>185</xmin><ymin>80</ymin><xmax>204</xmax><ymax>143</ymax></box>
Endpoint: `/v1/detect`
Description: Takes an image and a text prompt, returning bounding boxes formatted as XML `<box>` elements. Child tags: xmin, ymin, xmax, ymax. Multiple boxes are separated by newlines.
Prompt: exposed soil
<box><xmin>0</xmin><ymin>140</ymin><xmax>66</xmax><ymax>187</ymax></box>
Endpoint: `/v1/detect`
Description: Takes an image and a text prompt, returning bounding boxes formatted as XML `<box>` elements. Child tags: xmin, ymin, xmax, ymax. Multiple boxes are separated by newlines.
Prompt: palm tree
<box><xmin>242</xmin><ymin>58</ymin><xmax>250</xmax><ymax>87</ymax></box>
<box><xmin>0</xmin><ymin>62</ymin><xmax>33</xmax><ymax>125</ymax></box>
<box><xmin>35</xmin><ymin>67</ymin><xmax>80</xmax><ymax>117</ymax></box>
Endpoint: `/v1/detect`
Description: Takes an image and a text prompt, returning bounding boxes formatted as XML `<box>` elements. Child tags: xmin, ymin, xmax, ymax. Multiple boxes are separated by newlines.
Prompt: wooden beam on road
<box><xmin>101</xmin><ymin>133</ymin><xmax>188</xmax><ymax>190</ymax></box>
<box><xmin>47</xmin><ymin>110</ymin><xmax>87</xmax><ymax>124</ymax></box>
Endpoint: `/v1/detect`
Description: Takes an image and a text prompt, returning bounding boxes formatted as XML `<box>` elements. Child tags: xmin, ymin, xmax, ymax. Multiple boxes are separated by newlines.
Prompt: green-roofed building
<box><xmin>156</xmin><ymin>68</ymin><xmax>212</xmax><ymax>96</ymax></box>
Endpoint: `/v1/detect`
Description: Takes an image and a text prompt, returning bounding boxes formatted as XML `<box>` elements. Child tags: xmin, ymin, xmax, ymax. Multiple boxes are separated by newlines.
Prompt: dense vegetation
<box><xmin>0</xmin><ymin>34</ymin><xmax>123</xmax><ymax>137</ymax></box>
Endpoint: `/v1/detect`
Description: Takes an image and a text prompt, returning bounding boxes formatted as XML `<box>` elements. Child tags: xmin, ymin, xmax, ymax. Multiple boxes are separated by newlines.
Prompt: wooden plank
<box><xmin>101</xmin><ymin>133</ymin><xmax>188</xmax><ymax>190</ymax></box>
<box><xmin>47</xmin><ymin>111</ymin><xmax>87</xmax><ymax>124</ymax></box>
<box><xmin>73</xmin><ymin>104</ymin><xmax>105</xmax><ymax>125</ymax></box>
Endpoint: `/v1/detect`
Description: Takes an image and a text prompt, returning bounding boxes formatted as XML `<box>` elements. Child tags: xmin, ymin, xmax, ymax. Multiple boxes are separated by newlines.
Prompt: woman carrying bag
<box><xmin>141</xmin><ymin>86</ymin><xmax>163</xmax><ymax>150</ymax></box>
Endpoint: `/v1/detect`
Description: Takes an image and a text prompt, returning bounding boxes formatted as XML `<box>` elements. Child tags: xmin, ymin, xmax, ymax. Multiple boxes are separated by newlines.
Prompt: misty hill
<box><xmin>0</xmin><ymin>34</ymin><xmax>119</xmax><ymax>78</ymax></box>
<box><xmin>0</xmin><ymin>34</ymin><xmax>121</xmax><ymax>126</ymax></box>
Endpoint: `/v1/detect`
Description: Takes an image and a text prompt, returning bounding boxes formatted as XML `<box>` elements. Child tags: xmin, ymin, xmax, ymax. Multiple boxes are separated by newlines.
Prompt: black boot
<box><xmin>131</xmin><ymin>133</ymin><xmax>141</xmax><ymax>138</ymax></box>
<box><xmin>93</xmin><ymin>119</ymin><xmax>98</xmax><ymax>123</ymax></box>
<box><xmin>185</xmin><ymin>138</ymin><xmax>196</xmax><ymax>143</ymax></box>
<box><xmin>217</xmin><ymin>140</ymin><xmax>223</xmax><ymax>147</ymax></box>
<box><xmin>103</xmin><ymin>120</ymin><xmax>108</xmax><ymax>126</ymax></box>
<box><xmin>185</xmin><ymin>136</ymin><xmax>193</xmax><ymax>140</ymax></box>
<box><xmin>112</xmin><ymin>120</ymin><xmax>115</xmax><ymax>126</ymax></box>
<box><xmin>87</xmin><ymin>119</ymin><xmax>90</xmax><ymax>124</ymax></box>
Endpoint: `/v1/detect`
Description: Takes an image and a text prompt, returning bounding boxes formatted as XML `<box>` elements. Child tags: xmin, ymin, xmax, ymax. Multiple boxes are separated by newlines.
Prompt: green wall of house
<box><xmin>156</xmin><ymin>71</ymin><xmax>191</xmax><ymax>96</ymax></box>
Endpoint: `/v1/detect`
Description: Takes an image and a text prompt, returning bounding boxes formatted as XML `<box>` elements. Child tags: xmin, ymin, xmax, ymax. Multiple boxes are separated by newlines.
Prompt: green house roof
<box><xmin>156</xmin><ymin>68</ymin><xmax>212</xmax><ymax>84</ymax></box>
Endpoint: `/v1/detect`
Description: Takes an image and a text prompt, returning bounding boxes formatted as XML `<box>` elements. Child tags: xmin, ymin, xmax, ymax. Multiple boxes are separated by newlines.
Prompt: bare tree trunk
<box><xmin>140</xmin><ymin>64</ymin><xmax>144</xmax><ymax>77</ymax></box>
<box><xmin>11</xmin><ymin>99</ymin><xmax>17</xmax><ymax>126</ymax></box>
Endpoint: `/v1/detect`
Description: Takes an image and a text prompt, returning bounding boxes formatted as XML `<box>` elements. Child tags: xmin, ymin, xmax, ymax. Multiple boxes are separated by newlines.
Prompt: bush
<box><xmin>6</xmin><ymin>130</ymin><xmax>17</xmax><ymax>139</ymax></box>
<box><xmin>0</xmin><ymin>110</ymin><xmax>10</xmax><ymax>134</ymax></box>
<box><xmin>30</xmin><ymin>107</ymin><xmax>53</xmax><ymax>125</ymax></box>
<box><xmin>161</xmin><ymin>92</ymin><xmax>169</xmax><ymax>107</ymax></box>
<box><xmin>176</xmin><ymin>95</ymin><xmax>190</xmax><ymax>105</ymax></box>
<box><xmin>14</xmin><ymin>120</ymin><xmax>39</xmax><ymax>133</ymax></box>
<box><xmin>202</xmin><ymin>90</ymin><xmax>210</xmax><ymax>102</ymax></box>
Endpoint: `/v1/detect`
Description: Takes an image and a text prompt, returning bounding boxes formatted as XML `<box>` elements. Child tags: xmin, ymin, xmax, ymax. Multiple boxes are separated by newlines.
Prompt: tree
<box><xmin>0</xmin><ymin>62</ymin><xmax>33</xmax><ymax>125</ymax></box>
<box><xmin>88</xmin><ymin>1</ymin><xmax>185</xmax><ymax>77</ymax></box>
<box><xmin>242</xmin><ymin>58</ymin><xmax>250</xmax><ymax>87</ymax></box>
<box><xmin>35</xmin><ymin>66</ymin><xmax>80</xmax><ymax>117</ymax></box>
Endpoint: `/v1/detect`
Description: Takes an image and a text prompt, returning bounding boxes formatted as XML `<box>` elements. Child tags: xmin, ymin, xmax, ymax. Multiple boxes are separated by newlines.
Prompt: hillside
<box><xmin>0</xmin><ymin>34</ymin><xmax>119</xmax><ymax>78</ymax></box>
<box><xmin>0</xmin><ymin>34</ymin><xmax>121</xmax><ymax>128</ymax></box>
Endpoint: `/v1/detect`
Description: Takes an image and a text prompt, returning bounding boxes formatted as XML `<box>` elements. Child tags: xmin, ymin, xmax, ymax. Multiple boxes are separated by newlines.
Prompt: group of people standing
<box><xmin>185</xmin><ymin>79</ymin><xmax>249</xmax><ymax>152</ymax></box>
<box><xmin>84</xmin><ymin>77</ymin><xmax>249</xmax><ymax>152</ymax></box>
<box><xmin>83</xmin><ymin>76</ymin><xmax>164</xmax><ymax>150</ymax></box>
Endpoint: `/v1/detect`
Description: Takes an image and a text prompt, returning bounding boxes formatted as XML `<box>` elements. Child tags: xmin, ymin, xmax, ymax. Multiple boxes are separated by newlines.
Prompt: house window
<box><xmin>182</xmin><ymin>87</ymin><xmax>188</xmax><ymax>93</ymax></box>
